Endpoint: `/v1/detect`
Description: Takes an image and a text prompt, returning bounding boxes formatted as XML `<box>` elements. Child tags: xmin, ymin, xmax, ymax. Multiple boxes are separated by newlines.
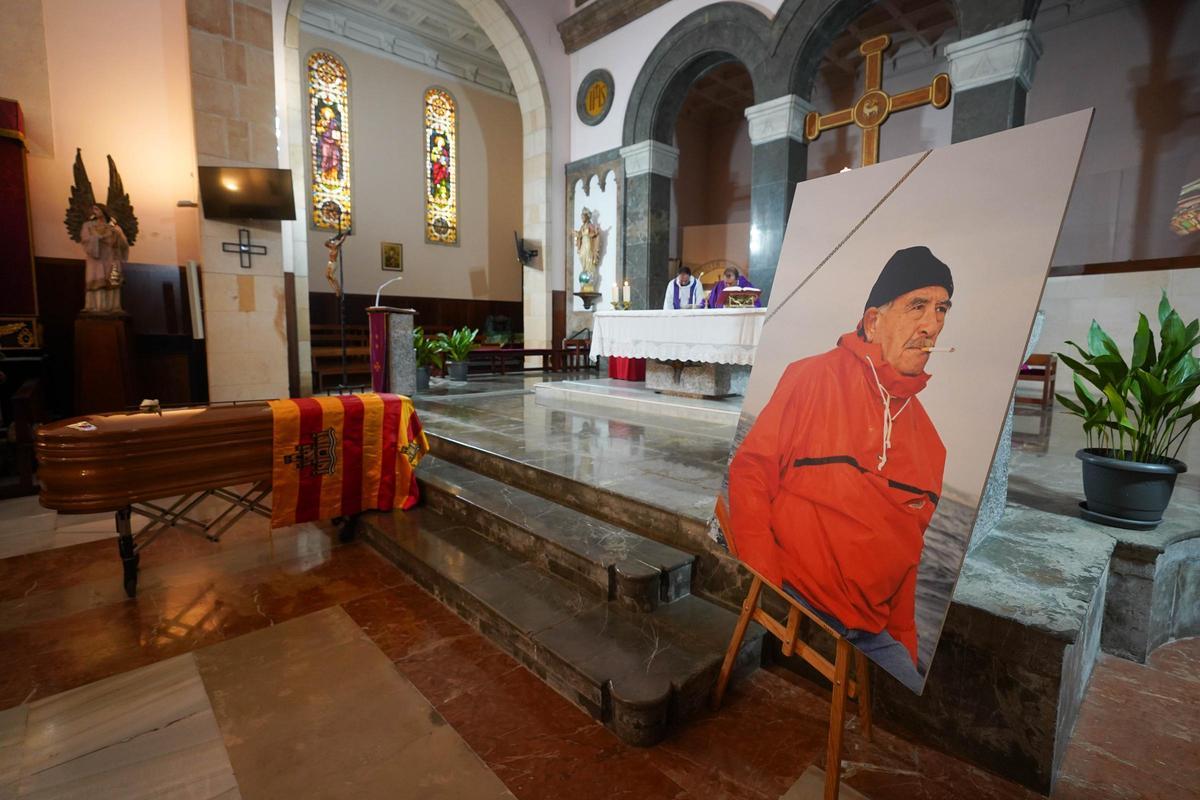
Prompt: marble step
<box><xmin>360</xmin><ymin>506</ymin><xmax>764</xmax><ymax>747</ymax></box>
<box><xmin>426</xmin><ymin>432</ymin><xmax>714</xmax><ymax>566</ymax></box>
<box><xmin>417</xmin><ymin>456</ymin><xmax>694</xmax><ymax>611</ymax></box>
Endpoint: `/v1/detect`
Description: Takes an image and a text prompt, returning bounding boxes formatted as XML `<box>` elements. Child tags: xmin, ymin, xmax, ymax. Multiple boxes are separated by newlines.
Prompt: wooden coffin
<box><xmin>36</xmin><ymin>403</ymin><xmax>273</xmax><ymax>514</ymax></box>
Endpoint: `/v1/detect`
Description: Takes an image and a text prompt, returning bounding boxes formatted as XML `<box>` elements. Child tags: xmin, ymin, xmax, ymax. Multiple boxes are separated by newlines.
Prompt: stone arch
<box><xmin>281</xmin><ymin>0</ymin><xmax>556</xmax><ymax>358</ymax></box>
<box><xmin>622</xmin><ymin>3</ymin><xmax>772</xmax><ymax>146</ymax></box>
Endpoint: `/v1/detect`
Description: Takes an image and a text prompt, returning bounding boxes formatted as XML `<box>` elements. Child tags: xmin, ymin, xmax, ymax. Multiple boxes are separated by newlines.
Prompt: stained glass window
<box><xmin>308</xmin><ymin>51</ymin><xmax>351</xmax><ymax>231</ymax></box>
<box><xmin>424</xmin><ymin>87</ymin><xmax>457</xmax><ymax>245</ymax></box>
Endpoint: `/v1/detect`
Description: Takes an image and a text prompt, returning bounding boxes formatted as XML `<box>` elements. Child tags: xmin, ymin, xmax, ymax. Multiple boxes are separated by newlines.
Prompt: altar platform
<box><xmin>385</xmin><ymin>374</ymin><xmax>1199</xmax><ymax>793</ymax></box>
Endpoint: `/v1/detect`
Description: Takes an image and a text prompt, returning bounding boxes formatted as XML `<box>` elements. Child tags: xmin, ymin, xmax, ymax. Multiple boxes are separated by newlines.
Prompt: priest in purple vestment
<box><xmin>706</xmin><ymin>266</ymin><xmax>761</xmax><ymax>308</ymax></box>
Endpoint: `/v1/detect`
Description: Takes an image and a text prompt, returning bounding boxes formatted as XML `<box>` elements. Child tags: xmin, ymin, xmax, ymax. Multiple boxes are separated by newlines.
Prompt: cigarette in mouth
<box><xmin>921</xmin><ymin>346</ymin><xmax>956</xmax><ymax>353</ymax></box>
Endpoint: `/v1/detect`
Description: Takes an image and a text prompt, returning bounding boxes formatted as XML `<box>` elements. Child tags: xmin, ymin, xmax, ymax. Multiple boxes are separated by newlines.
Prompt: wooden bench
<box><xmin>311</xmin><ymin>324</ymin><xmax>371</xmax><ymax>392</ymax></box>
<box><xmin>468</xmin><ymin>347</ymin><xmax>557</xmax><ymax>375</ymax></box>
<box><xmin>1017</xmin><ymin>353</ymin><xmax>1057</xmax><ymax>407</ymax></box>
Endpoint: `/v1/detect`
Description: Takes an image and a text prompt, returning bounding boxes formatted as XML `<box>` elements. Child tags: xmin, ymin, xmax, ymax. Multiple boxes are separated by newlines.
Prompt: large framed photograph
<box><xmin>710</xmin><ymin>110</ymin><xmax>1092</xmax><ymax>694</ymax></box>
<box><xmin>381</xmin><ymin>241</ymin><xmax>403</xmax><ymax>272</ymax></box>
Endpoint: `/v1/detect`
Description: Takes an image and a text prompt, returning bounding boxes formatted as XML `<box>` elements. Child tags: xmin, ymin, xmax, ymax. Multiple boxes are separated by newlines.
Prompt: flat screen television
<box><xmin>197</xmin><ymin>166</ymin><xmax>296</xmax><ymax>220</ymax></box>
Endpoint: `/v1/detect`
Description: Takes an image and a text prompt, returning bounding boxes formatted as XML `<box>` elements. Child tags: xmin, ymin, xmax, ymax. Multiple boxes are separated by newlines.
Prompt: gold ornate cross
<box><xmin>804</xmin><ymin>34</ymin><xmax>951</xmax><ymax>167</ymax></box>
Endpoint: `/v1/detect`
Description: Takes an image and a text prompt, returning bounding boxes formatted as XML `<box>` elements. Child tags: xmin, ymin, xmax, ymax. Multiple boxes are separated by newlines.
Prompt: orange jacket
<box><xmin>727</xmin><ymin>332</ymin><xmax>945</xmax><ymax>664</ymax></box>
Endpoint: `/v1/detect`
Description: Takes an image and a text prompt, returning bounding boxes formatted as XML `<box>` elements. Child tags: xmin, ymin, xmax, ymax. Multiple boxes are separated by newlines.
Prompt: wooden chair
<box><xmin>1017</xmin><ymin>353</ymin><xmax>1057</xmax><ymax>407</ymax></box>
<box><xmin>562</xmin><ymin>338</ymin><xmax>595</xmax><ymax>372</ymax></box>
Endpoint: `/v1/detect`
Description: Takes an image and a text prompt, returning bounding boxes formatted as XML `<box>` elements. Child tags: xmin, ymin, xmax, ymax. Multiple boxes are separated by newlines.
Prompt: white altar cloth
<box><xmin>589</xmin><ymin>308</ymin><xmax>764</xmax><ymax>365</ymax></box>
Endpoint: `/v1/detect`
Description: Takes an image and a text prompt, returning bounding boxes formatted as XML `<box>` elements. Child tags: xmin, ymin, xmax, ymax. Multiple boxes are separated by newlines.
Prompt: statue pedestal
<box><xmin>74</xmin><ymin>314</ymin><xmax>136</xmax><ymax>414</ymax></box>
<box><xmin>367</xmin><ymin>306</ymin><xmax>417</xmax><ymax>396</ymax></box>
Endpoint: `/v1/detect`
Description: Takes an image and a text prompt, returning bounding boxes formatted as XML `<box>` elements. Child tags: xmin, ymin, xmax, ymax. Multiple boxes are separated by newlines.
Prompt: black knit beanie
<box><xmin>864</xmin><ymin>246</ymin><xmax>954</xmax><ymax>311</ymax></box>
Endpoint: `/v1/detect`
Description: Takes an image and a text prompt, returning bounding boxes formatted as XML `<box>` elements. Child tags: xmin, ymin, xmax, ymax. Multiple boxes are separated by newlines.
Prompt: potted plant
<box><xmin>1056</xmin><ymin>292</ymin><xmax>1198</xmax><ymax>529</ymax></box>
<box><xmin>412</xmin><ymin>326</ymin><xmax>444</xmax><ymax>391</ymax></box>
<box><xmin>437</xmin><ymin>327</ymin><xmax>478</xmax><ymax>382</ymax></box>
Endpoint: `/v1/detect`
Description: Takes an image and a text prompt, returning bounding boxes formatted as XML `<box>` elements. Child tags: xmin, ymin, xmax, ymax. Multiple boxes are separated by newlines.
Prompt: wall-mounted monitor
<box><xmin>197</xmin><ymin>166</ymin><xmax>296</xmax><ymax>221</ymax></box>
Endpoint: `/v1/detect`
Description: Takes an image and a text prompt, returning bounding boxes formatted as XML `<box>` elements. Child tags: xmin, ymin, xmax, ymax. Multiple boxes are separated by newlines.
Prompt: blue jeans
<box><xmin>782</xmin><ymin>582</ymin><xmax>924</xmax><ymax>693</ymax></box>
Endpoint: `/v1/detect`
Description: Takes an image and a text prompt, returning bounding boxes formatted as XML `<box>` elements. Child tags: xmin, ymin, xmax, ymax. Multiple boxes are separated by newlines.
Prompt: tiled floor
<box><xmin>0</xmin><ymin>374</ymin><xmax>1195</xmax><ymax>798</ymax></box>
<box><xmin>0</xmin><ymin>488</ymin><xmax>1196</xmax><ymax>798</ymax></box>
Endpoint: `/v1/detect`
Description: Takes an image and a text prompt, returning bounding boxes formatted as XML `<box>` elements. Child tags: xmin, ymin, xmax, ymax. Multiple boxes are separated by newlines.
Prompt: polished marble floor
<box><xmin>0</xmin><ymin>375</ymin><xmax>1196</xmax><ymax>798</ymax></box>
<box><xmin>0</xmin><ymin>486</ymin><xmax>1196</xmax><ymax>797</ymax></box>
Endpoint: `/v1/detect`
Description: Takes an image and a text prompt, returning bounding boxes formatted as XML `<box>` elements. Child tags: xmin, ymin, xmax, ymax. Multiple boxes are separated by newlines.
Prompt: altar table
<box><xmin>590</xmin><ymin>309</ymin><xmax>764</xmax><ymax>396</ymax></box>
<box><xmin>589</xmin><ymin>308</ymin><xmax>764</xmax><ymax>365</ymax></box>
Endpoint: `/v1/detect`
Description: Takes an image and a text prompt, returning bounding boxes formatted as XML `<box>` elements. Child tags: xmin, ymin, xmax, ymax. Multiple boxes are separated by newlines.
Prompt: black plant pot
<box><xmin>415</xmin><ymin>365</ymin><xmax>430</xmax><ymax>392</ymax></box>
<box><xmin>1076</xmin><ymin>448</ymin><xmax>1187</xmax><ymax>529</ymax></box>
<box><xmin>447</xmin><ymin>361</ymin><xmax>469</xmax><ymax>382</ymax></box>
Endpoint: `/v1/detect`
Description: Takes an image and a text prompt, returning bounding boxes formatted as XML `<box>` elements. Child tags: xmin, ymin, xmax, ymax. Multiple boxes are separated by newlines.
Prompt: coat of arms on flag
<box><xmin>268</xmin><ymin>393</ymin><xmax>428</xmax><ymax>528</ymax></box>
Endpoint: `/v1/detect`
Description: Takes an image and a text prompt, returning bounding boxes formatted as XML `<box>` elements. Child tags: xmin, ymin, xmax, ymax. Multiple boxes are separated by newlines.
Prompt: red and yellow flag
<box><xmin>268</xmin><ymin>393</ymin><xmax>429</xmax><ymax>528</ymax></box>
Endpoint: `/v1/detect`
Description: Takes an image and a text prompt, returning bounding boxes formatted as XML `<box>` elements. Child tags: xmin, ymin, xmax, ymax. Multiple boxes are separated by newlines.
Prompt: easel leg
<box><xmin>824</xmin><ymin>637</ymin><xmax>852</xmax><ymax>800</ymax></box>
<box><xmin>854</xmin><ymin>650</ymin><xmax>872</xmax><ymax>741</ymax></box>
<box><xmin>711</xmin><ymin>575</ymin><xmax>763</xmax><ymax>710</ymax></box>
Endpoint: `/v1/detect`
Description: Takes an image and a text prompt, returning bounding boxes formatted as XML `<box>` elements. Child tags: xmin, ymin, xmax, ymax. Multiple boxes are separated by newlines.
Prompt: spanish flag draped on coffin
<box><xmin>268</xmin><ymin>394</ymin><xmax>428</xmax><ymax>529</ymax></box>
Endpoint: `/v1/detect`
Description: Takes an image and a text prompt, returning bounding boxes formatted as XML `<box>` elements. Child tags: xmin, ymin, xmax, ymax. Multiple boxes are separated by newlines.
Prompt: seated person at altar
<box><xmin>662</xmin><ymin>265</ymin><xmax>706</xmax><ymax>309</ymax></box>
<box><xmin>706</xmin><ymin>266</ymin><xmax>761</xmax><ymax>308</ymax></box>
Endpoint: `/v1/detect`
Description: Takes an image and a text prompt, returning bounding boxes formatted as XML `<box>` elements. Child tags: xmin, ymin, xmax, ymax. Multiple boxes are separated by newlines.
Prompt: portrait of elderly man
<box><xmin>726</xmin><ymin>245</ymin><xmax>953</xmax><ymax>691</ymax></box>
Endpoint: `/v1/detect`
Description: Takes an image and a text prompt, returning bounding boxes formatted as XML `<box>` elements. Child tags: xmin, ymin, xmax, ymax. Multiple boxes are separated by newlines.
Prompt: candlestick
<box><xmin>622</xmin><ymin>280</ymin><xmax>631</xmax><ymax>304</ymax></box>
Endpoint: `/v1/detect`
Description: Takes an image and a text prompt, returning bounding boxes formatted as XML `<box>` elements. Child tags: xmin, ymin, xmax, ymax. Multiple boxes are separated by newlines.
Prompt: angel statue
<box><xmin>64</xmin><ymin>150</ymin><xmax>139</xmax><ymax>315</ymax></box>
<box><xmin>573</xmin><ymin>208</ymin><xmax>601</xmax><ymax>288</ymax></box>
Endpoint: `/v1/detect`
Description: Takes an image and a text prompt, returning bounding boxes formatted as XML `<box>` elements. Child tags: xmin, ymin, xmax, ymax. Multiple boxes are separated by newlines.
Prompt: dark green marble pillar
<box><xmin>620</xmin><ymin>141</ymin><xmax>677</xmax><ymax>309</ymax></box>
<box><xmin>951</xmin><ymin>81</ymin><xmax>1028</xmax><ymax>143</ymax></box>
<box><xmin>945</xmin><ymin>20</ymin><xmax>1041</xmax><ymax>143</ymax></box>
<box><xmin>748</xmin><ymin>136</ymin><xmax>808</xmax><ymax>303</ymax></box>
<box><xmin>743</xmin><ymin>95</ymin><xmax>812</xmax><ymax>305</ymax></box>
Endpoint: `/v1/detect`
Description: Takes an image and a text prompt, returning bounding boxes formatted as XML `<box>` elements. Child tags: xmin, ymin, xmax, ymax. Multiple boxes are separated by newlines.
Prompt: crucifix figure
<box><xmin>804</xmin><ymin>34</ymin><xmax>951</xmax><ymax>167</ymax></box>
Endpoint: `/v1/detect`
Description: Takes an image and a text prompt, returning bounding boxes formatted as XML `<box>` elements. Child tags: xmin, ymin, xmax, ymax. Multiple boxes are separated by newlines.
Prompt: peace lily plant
<box><xmin>412</xmin><ymin>327</ymin><xmax>444</xmax><ymax>391</ymax></box>
<box><xmin>1055</xmin><ymin>292</ymin><xmax>1198</xmax><ymax>528</ymax></box>
<box><xmin>437</xmin><ymin>327</ymin><xmax>479</xmax><ymax>382</ymax></box>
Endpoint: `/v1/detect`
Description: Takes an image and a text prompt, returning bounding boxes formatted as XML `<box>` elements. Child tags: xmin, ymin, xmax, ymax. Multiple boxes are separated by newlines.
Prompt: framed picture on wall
<box><xmin>381</xmin><ymin>242</ymin><xmax>403</xmax><ymax>271</ymax></box>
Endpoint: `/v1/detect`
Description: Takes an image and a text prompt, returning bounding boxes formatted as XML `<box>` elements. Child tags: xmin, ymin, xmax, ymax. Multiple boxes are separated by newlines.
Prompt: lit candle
<box><xmin>622</xmin><ymin>280</ymin><xmax>631</xmax><ymax>303</ymax></box>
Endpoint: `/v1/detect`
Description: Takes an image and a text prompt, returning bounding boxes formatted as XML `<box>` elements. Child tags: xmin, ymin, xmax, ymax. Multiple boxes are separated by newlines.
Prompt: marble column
<box><xmin>945</xmin><ymin>20</ymin><xmax>1042</xmax><ymax>143</ymax></box>
<box><xmin>620</xmin><ymin>140</ymin><xmax>677</xmax><ymax>309</ymax></box>
<box><xmin>744</xmin><ymin>95</ymin><xmax>812</xmax><ymax>304</ymax></box>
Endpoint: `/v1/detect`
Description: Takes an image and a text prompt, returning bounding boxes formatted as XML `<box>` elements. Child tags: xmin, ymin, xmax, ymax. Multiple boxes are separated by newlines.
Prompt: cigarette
<box><xmin>921</xmin><ymin>346</ymin><xmax>956</xmax><ymax>353</ymax></box>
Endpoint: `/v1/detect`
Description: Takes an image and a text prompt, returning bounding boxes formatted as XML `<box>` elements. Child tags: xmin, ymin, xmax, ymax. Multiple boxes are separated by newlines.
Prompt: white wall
<box><xmin>2</xmin><ymin>0</ymin><xmax>199</xmax><ymax>266</ymax></box>
<box><xmin>503</xmin><ymin>0</ymin><xmax>574</xmax><ymax>293</ymax></box>
<box><xmin>570</xmin><ymin>171</ymin><xmax>618</xmax><ymax>310</ymax></box>
<box><xmin>568</xmin><ymin>0</ymin><xmax>784</xmax><ymax>159</ymax></box>
<box><xmin>301</xmin><ymin>30</ymin><xmax>523</xmax><ymax>300</ymax></box>
<box><xmin>1029</xmin><ymin>0</ymin><xmax>1200</xmax><ymax>266</ymax></box>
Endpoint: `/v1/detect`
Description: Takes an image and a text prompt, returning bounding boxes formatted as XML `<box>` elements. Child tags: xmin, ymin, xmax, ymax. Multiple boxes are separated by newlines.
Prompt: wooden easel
<box><xmin>711</xmin><ymin>506</ymin><xmax>872</xmax><ymax>800</ymax></box>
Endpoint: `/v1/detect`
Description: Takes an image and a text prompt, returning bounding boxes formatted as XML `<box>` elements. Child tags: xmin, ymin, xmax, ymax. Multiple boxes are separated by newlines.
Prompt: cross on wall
<box><xmin>804</xmin><ymin>34</ymin><xmax>951</xmax><ymax>167</ymax></box>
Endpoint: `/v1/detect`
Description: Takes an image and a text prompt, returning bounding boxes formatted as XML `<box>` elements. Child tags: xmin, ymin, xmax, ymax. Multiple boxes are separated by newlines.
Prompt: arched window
<box><xmin>424</xmin><ymin>87</ymin><xmax>457</xmax><ymax>245</ymax></box>
<box><xmin>308</xmin><ymin>51</ymin><xmax>351</xmax><ymax>231</ymax></box>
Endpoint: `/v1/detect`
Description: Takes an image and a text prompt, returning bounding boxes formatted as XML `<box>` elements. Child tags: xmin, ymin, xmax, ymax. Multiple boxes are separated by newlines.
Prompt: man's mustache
<box><xmin>906</xmin><ymin>337</ymin><xmax>937</xmax><ymax>349</ymax></box>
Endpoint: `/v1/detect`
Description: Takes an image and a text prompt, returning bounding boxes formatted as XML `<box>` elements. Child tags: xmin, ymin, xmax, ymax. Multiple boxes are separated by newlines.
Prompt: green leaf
<box><xmin>1132</xmin><ymin>313</ymin><xmax>1152</xmax><ymax>368</ymax></box>
<box><xmin>1088</xmin><ymin>320</ymin><xmax>1121</xmax><ymax>358</ymax></box>
<box><xmin>1160</xmin><ymin>310</ymin><xmax>1186</xmax><ymax>365</ymax></box>
<box><xmin>1055</xmin><ymin>392</ymin><xmax>1086</xmax><ymax>416</ymax></box>
<box><xmin>1059</xmin><ymin>353</ymin><xmax>1104</xmax><ymax>389</ymax></box>
<box><xmin>1103</xmin><ymin>385</ymin><xmax>1136</xmax><ymax>432</ymax></box>
<box><xmin>1158</xmin><ymin>290</ymin><xmax>1172</xmax><ymax>326</ymax></box>
<box><xmin>1073</xmin><ymin>373</ymin><xmax>1098</xmax><ymax>410</ymax></box>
